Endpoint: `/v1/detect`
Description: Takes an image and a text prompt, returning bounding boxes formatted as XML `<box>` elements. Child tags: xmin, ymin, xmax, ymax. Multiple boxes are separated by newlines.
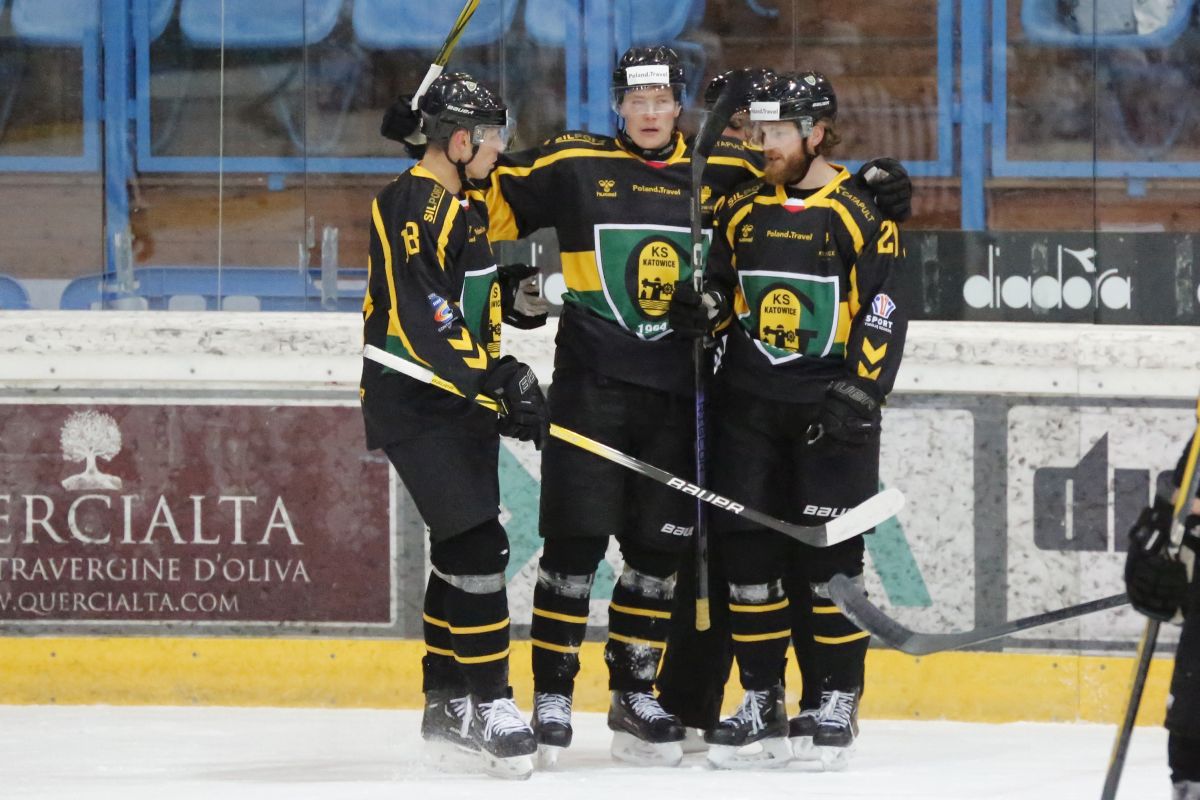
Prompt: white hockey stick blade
<box><xmin>824</xmin><ymin>487</ymin><xmax>905</xmax><ymax>544</ymax></box>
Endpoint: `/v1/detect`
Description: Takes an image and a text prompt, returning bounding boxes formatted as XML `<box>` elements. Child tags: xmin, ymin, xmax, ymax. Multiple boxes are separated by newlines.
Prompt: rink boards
<box><xmin>0</xmin><ymin>311</ymin><xmax>1197</xmax><ymax>724</ymax></box>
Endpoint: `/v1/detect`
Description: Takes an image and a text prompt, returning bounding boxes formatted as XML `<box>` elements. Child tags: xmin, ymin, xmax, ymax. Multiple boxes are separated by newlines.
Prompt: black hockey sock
<box><xmin>810</xmin><ymin>582</ymin><xmax>869</xmax><ymax>690</ymax></box>
<box><xmin>729</xmin><ymin>580</ymin><xmax>791</xmax><ymax>691</ymax></box>
<box><xmin>605</xmin><ymin>567</ymin><xmax>675</xmax><ymax>693</ymax></box>
<box><xmin>1171</xmin><ymin>733</ymin><xmax>1200</xmax><ymax>783</ymax></box>
<box><xmin>421</xmin><ymin>572</ymin><xmax>463</xmax><ymax>694</ymax></box>
<box><xmin>442</xmin><ymin>576</ymin><xmax>511</xmax><ymax>702</ymax></box>
<box><xmin>530</xmin><ymin>566</ymin><xmax>594</xmax><ymax>696</ymax></box>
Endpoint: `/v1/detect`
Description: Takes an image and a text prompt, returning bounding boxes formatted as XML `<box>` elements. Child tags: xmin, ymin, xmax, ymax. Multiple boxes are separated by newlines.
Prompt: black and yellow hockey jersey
<box><xmin>708</xmin><ymin>166</ymin><xmax>907</xmax><ymax>403</ymax></box>
<box><xmin>361</xmin><ymin>164</ymin><xmax>502</xmax><ymax>448</ymax></box>
<box><xmin>483</xmin><ymin>130</ymin><xmax>761</xmax><ymax>395</ymax></box>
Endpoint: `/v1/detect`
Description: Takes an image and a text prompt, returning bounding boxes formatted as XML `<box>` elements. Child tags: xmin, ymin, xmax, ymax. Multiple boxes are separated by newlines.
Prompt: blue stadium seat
<box><xmin>179</xmin><ymin>0</ymin><xmax>341</xmax><ymax>48</ymax></box>
<box><xmin>11</xmin><ymin>0</ymin><xmax>99</xmax><ymax>45</ymax></box>
<box><xmin>352</xmin><ymin>0</ymin><xmax>517</xmax><ymax>50</ymax></box>
<box><xmin>149</xmin><ymin>0</ymin><xmax>176</xmax><ymax>43</ymax></box>
<box><xmin>0</xmin><ymin>275</ymin><xmax>31</xmax><ymax>310</ymax></box>
<box><xmin>524</xmin><ymin>0</ymin><xmax>577</xmax><ymax>47</ymax></box>
<box><xmin>614</xmin><ymin>0</ymin><xmax>705</xmax><ymax>44</ymax></box>
<box><xmin>1021</xmin><ymin>0</ymin><xmax>1194</xmax><ymax>47</ymax></box>
<box><xmin>59</xmin><ymin>267</ymin><xmax>362</xmax><ymax>312</ymax></box>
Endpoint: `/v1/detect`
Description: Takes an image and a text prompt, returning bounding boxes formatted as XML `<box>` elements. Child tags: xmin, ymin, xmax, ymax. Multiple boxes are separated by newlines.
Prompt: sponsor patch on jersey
<box><xmin>596</xmin><ymin>178</ymin><xmax>617</xmax><ymax>198</ymax></box>
<box><xmin>865</xmin><ymin>293</ymin><xmax>895</xmax><ymax>333</ymax></box>
<box><xmin>428</xmin><ymin>293</ymin><xmax>455</xmax><ymax>332</ymax></box>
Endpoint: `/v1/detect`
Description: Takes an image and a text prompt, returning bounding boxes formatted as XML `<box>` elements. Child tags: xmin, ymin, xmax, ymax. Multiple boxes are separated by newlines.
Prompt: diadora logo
<box><xmin>596</xmin><ymin>179</ymin><xmax>617</xmax><ymax>198</ymax></box>
<box><xmin>963</xmin><ymin>244</ymin><xmax>1132</xmax><ymax>311</ymax></box>
<box><xmin>865</xmin><ymin>293</ymin><xmax>895</xmax><ymax>333</ymax></box>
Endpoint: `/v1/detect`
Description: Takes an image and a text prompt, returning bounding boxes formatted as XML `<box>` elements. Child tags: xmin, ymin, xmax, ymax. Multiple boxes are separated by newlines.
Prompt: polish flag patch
<box><xmin>783</xmin><ymin>197</ymin><xmax>806</xmax><ymax>213</ymax></box>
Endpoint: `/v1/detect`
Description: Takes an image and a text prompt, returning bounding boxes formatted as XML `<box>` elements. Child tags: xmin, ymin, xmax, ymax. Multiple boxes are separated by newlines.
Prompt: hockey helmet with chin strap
<box><xmin>419</xmin><ymin>72</ymin><xmax>514</xmax><ymax>153</ymax></box>
<box><xmin>749</xmin><ymin>71</ymin><xmax>836</xmax><ymax>139</ymax></box>
<box><xmin>611</xmin><ymin>46</ymin><xmax>686</xmax><ymax>112</ymax></box>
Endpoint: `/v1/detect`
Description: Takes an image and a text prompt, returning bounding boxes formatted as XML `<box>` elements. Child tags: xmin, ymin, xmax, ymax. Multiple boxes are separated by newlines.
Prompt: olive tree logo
<box><xmin>60</xmin><ymin>410</ymin><xmax>123</xmax><ymax>491</ymax></box>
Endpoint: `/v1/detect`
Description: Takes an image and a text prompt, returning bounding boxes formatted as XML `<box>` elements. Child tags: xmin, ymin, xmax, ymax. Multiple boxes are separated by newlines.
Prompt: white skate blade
<box><xmin>789</xmin><ymin>735</ymin><xmax>820</xmax><ymax>761</ymax></box>
<box><xmin>610</xmin><ymin>731</ymin><xmax>683</xmax><ymax>767</ymax></box>
<box><xmin>681</xmin><ymin>727</ymin><xmax>708</xmax><ymax>755</ymax></box>
<box><xmin>706</xmin><ymin>736</ymin><xmax>792</xmax><ymax>770</ymax></box>
<box><xmin>817</xmin><ymin>743</ymin><xmax>855</xmax><ymax>771</ymax></box>
<box><xmin>537</xmin><ymin>743</ymin><xmax>564</xmax><ymax>770</ymax></box>
<box><xmin>480</xmin><ymin>750</ymin><xmax>534</xmax><ymax>780</ymax></box>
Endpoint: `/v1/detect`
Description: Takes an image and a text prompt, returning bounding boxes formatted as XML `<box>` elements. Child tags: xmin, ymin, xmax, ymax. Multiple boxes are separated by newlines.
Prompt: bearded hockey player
<box><xmin>669</xmin><ymin>71</ymin><xmax>908</xmax><ymax>770</ymax></box>
<box><xmin>364</xmin><ymin>72</ymin><xmax>548</xmax><ymax>779</ymax></box>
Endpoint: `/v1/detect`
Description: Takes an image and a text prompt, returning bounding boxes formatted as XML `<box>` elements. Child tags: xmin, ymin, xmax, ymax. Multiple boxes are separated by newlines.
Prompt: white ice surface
<box><xmin>0</xmin><ymin>706</ymin><xmax>1171</xmax><ymax>800</ymax></box>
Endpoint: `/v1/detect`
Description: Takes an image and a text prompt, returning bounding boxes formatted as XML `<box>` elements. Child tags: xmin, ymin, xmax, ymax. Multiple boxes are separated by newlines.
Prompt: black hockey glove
<box><xmin>1124</xmin><ymin>497</ymin><xmax>1189</xmax><ymax>622</ymax></box>
<box><xmin>481</xmin><ymin>356</ymin><xmax>549</xmax><ymax>450</ymax></box>
<box><xmin>498</xmin><ymin>263</ymin><xmax>549</xmax><ymax>330</ymax></box>
<box><xmin>855</xmin><ymin>157</ymin><xmax>912</xmax><ymax>223</ymax></box>
<box><xmin>380</xmin><ymin>94</ymin><xmax>427</xmax><ymax>160</ymax></box>
<box><xmin>668</xmin><ymin>280</ymin><xmax>726</xmax><ymax>339</ymax></box>
<box><xmin>809</xmin><ymin>376</ymin><xmax>884</xmax><ymax>446</ymax></box>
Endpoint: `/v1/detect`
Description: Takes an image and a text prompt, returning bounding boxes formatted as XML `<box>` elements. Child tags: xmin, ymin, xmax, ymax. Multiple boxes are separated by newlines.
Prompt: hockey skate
<box><xmin>530</xmin><ymin>691</ymin><xmax>573</xmax><ymax>769</ymax></box>
<box><xmin>813</xmin><ymin>687</ymin><xmax>860</xmax><ymax>770</ymax></box>
<box><xmin>705</xmin><ymin>685</ymin><xmax>791</xmax><ymax>769</ymax></box>
<box><xmin>420</xmin><ymin>690</ymin><xmax>478</xmax><ymax>768</ymax></box>
<box><xmin>681</xmin><ymin>727</ymin><xmax>709</xmax><ymax>755</ymax></box>
<box><xmin>607</xmin><ymin>690</ymin><xmax>685</xmax><ymax>766</ymax></box>
<box><xmin>469</xmin><ymin>696</ymin><xmax>538</xmax><ymax>779</ymax></box>
<box><xmin>787</xmin><ymin>708</ymin><xmax>820</xmax><ymax>761</ymax></box>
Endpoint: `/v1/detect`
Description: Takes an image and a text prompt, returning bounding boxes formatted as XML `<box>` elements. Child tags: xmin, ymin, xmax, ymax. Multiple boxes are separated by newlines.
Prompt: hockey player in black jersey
<box><xmin>1125</xmin><ymin>436</ymin><xmax>1200</xmax><ymax>799</ymax></box>
<box><xmin>657</xmin><ymin>68</ymin><xmax>915</xmax><ymax>751</ymax></box>
<box><xmin>482</xmin><ymin>48</ymin><xmax>912</xmax><ymax>768</ymax></box>
<box><xmin>670</xmin><ymin>71</ymin><xmax>907</xmax><ymax>770</ymax></box>
<box><xmin>362</xmin><ymin>72</ymin><xmax>548</xmax><ymax>780</ymax></box>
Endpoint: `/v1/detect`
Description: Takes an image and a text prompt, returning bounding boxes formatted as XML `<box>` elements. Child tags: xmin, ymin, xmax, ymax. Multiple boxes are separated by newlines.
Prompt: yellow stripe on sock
<box><xmin>729</xmin><ymin>599</ymin><xmax>790</xmax><ymax>614</ymax></box>
<box><xmin>608</xmin><ymin>632</ymin><xmax>666</xmax><ymax>649</ymax></box>
<box><xmin>608</xmin><ymin>602</ymin><xmax>671</xmax><ymax>620</ymax></box>
<box><xmin>531</xmin><ymin>639</ymin><xmax>581</xmax><ymax>654</ymax></box>
<box><xmin>731</xmin><ymin>629</ymin><xmax>791</xmax><ymax>643</ymax></box>
<box><xmin>425</xmin><ymin>645</ymin><xmax>455</xmax><ymax>657</ymax></box>
<box><xmin>814</xmin><ymin>631</ymin><xmax>871</xmax><ymax>645</ymax></box>
<box><xmin>422</xmin><ymin>613</ymin><xmax>450</xmax><ymax>628</ymax></box>
<box><xmin>449</xmin><ymin>618</ymin><xmax>510</xmax><ymax>635</ymax></box>
<box><xmin>811</xmin><ymin>605</ymin><xmax>843</xmax><ymax>614</ymax></box>
<box><xmin>533</xmin><ymin>607</ymin><xmax>589</xmax><ymax>624</ymax></box>
<box><xmin>455</xmin><ymin>647</ymin><xmax>511</xmax><ymax>664</ymax></box>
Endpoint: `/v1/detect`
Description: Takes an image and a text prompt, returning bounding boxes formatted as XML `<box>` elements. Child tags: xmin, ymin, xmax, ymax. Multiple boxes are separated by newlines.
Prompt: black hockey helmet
<box><xmin>611</xmin><ymin>45</ymin><xmax>686</xmax><ymax>110</ymax></box>
<box><xmin>703</xmin><ymin>67</ymin><xmax>775</xmax><ymax>113</ymax></box>
<box><xmin>418</xmin><ymin>71</ymin><xmax>513</xmax><ymax>150</ymax></box>
<box><xmin>749</xmin><ymin>71</ymin><xmax>833</xmax><ymax>138</ymax></box>
<box><xmin>796</xmin><ymin>70</ymin><xmax>837</xmax><ymax>121</ymax></box>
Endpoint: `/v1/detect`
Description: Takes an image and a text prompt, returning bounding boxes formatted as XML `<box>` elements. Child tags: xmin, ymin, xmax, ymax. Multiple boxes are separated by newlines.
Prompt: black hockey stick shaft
<box><xmin>410</xmin><ymin>0</ymin><xmax>480</xmax><ymax>110</ymax></box>
<box><xmin>1101</xmin><ymin>400</ymin><xmax>1200</xmax><ymax>800</ymax></box>
<box><xmin>829</xmin><ymin>574</ymin><xmax>1128</xmax><ymax>656</ymax></box>
<box><xmin>686</xmin><ymin>69</ymin><xmax>754</xmax><ymax>631</ymax></box>
<box><xmin>363</xmin><ymin>345</ymin><xmax>902</xmax><ymax>548</ymax></box>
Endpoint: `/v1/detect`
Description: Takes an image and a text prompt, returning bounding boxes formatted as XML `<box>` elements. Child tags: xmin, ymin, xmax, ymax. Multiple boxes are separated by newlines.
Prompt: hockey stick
<box><xmin>827</xmin><ymin>574</ymin><xmax>1128</xmax><ymax>656</ymax></box>
<box><xmin>1101</xmin><ymin>399</ymin><xmax>1200</xmax><ymax>800</ymax></box>
<box><xmin>364</xmin><ymin>344</ymin><xmax>903</xmax><ymax>547</ymax></box>
<box><xmin>409</xmin><ymin>0</ymin><xmax>480</xmax><ymax>111</ymax></box>
<box><xmin>687</xmin><ymin>69</ymin><xmax>756</xmax><ymax>631</ymax></box>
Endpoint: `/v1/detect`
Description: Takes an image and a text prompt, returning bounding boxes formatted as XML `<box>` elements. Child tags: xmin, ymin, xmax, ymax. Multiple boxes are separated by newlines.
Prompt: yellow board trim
<box><xmin>814</xmin><ymin>631</ymin><xmax>872</xmax><ymax>645</ymax></box>
<box><xmin>607</xmin><ymin>632</ymin><xmax>666</xmax><ymax>649</ymax></box>
<box><xmin>449</xmin><ymin>618</ymin><xmax>510</xmax><ymax>635</ymax></box>
<box><xmin>0</xmin><ymin>638</ymin><xmax>1175</xmax><ymax>728</ymax></box>
<box><xmin>532</xmin><ymin>608</ymin><xmax>589</xmax><ymax>625</ymax></box>
<box><xmin>728</xmin><ymin>599</ymin><xmax>789</xmax><ymax>614</ymax></box>
<box><xmin>731</xmin><ymin>629</ymin><xmax>791</xmax><ymax>643</ymax></box>
<box><xmin>531</xmin><ymin>639</ymin><xmax>581</xmax><ymax>655</ymax></box>
<box><xmin>608</xmin><ymin>602</ymin><xmax>672</xmax><ymax>620</ymax></box>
